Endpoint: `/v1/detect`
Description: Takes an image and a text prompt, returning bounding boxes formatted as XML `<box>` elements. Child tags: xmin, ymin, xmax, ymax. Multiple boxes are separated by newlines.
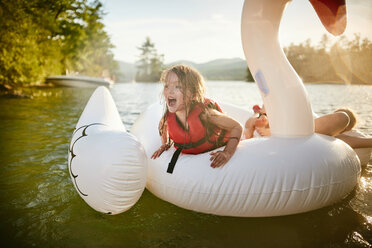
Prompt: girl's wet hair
<box><xmin>160</xmin><ymin>64</ymin><xmax>205</xmax><ymax>105</ymax></box>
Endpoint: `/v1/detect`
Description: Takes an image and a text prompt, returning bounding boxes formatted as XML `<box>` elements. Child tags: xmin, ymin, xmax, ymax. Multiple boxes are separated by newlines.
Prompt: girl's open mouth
<box><xmin>168</xmin><ymin>98</ymin><xmax>176</xmax><ymax>107</ymax></box>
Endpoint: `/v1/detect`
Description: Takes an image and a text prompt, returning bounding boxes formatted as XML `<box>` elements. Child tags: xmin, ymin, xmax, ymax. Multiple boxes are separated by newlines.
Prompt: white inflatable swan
<box><xmin>68</xmin><ymin>0</ymin><xmax>369</xmax><ymax>216</ymax></box>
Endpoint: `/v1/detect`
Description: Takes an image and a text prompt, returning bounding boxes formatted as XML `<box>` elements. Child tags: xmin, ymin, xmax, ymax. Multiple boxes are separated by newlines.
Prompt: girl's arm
<box><xmin>206</xmin><ymin>110</ymin><xmax>243</xmax><ymax>168</ymax></box>
<box><xmin>151</xmin><ymin>118</ymin><xmax>170</xmax><ymax>159</ymax></box>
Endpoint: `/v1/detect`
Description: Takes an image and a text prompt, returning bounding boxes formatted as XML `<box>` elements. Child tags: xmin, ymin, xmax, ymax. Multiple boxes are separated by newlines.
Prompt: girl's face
<box><xmin>163</xmin><ymin>72</ymin><xmax>187</xmax><ymax>113</ymax></box>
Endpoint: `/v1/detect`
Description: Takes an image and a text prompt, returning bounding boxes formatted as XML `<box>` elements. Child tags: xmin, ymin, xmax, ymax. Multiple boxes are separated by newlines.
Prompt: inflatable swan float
<box><xmin>68</xmin><ymin>0</ymin><xmax>370</xmax><ymax>216</ymax></box>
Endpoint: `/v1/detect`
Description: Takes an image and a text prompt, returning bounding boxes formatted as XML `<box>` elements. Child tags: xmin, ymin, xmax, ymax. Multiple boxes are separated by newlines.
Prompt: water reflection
<box><xmin>0</xmin><ymin>82</ymin><xmax>370</xmax><ymax>247</ymax></box>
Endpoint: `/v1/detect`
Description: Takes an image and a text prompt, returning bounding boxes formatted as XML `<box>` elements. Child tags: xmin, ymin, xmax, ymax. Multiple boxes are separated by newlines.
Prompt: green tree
<box><xmin>284</xmin><ymin>38</ymin><xmax>338</xmax><ymax>82</ymax></box>
<box><xmin>0</xmin><ymin>0</ymin><xmax>117</xmax><ymax>91</ymax></box>
<box><xmin>59</xmin><ymin>0</ymin><xmax>117</xmax><ymax>77</ymax></box>
<box><xmin>318</xmin><ymin>33</ymin><xmax>330</xmax><ymax>51</ymax></box>
<box><xmin>136</xmin><ymin>37</ymin><xmax>164</xmax><ymax>82</ymax></box>
<box><xmin>330</xmin><ymin>34</ymin><xmax>372</xmax><ymax>84</ymax></box>
<box><xmin>282</xmin><ymin>33</ymin><xmax>371</xmax><ymax>84</ymax></box>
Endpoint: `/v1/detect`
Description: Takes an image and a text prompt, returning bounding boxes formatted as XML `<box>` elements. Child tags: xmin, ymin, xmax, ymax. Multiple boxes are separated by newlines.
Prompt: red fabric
<box><xmin>167</xmin><ymin>98</ymin><xmax>229</xmax><ymax>154</ymax></box>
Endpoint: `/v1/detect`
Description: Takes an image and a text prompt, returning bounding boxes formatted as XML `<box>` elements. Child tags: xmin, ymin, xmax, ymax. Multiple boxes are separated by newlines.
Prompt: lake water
<box><xmin>0</xmin><ymin>81</ymin><xmax>371</xmax><ymax>247</ymax></box>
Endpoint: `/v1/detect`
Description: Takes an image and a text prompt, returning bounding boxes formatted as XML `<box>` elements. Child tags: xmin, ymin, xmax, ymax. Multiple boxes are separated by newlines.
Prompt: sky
<box><xmin>101</xmin><ymin>0</ymin><xmax>372</xmax><ymax>64</ymax></box>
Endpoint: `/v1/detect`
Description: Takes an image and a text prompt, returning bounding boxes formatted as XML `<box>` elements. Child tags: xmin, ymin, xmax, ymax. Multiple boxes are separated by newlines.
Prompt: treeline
<box><xmin>134</xmin><ymin>37</ymin><xmax>249</xmax><ymax>82</ymax></box>
<box><xmin>0</xmin><ymin>0</ymin><xmax>117</xmax><ymax>90</ymax></box>
<box><xmin>284</xmin><ymin>34</ymin><xmax>372</xmax><ymax>84</ymax></box>
<box><xmin>136</xmin><ymin>34</ymin><xmax>372</xmax><ymax>84</ymax></box>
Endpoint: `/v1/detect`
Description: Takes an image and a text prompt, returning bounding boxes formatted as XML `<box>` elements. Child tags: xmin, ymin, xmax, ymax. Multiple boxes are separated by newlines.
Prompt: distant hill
<box><xmin>167</xmin><ymin>60</ymin><xmax>198</xmax><ymax>68</ymax></box>
<box><xmin>116</xmin><ymin>58</ymin><xmax>248</xmax><ymax>82</ymax></box>
<box><xmin>196</xmin><ymin>58</ymin><xmax>248</xmax><ymax>81</ymax></box>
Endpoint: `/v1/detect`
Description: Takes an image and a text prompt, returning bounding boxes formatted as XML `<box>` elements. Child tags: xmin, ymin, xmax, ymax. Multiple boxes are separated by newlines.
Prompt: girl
<box><xmin>151</xmin><ymin>65</ymin><xmax>243</xmax><ymax>168</ymax></box>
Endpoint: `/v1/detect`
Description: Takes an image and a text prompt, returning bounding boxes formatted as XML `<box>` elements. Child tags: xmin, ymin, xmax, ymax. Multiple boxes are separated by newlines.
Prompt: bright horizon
<box><xmin>102</xmin><ymin>0</ymin><xmax>372</xmax><ymax>64</ymax></box>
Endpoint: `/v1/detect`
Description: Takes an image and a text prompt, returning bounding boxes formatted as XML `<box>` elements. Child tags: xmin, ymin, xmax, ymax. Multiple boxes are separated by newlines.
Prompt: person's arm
<box><xmin>244</xmin><ymin>116</ymin><xmax>256</xmax><ymax>139</ymax></box>
<box><xmin>206</xmin><ymin>110</ymin><xmax>243</xmax><ymax>168</ymax></box>
<box><xmin>151</xmin><ymin>118</ymin><xmax>170</xmax><ymax>159</ymax></box>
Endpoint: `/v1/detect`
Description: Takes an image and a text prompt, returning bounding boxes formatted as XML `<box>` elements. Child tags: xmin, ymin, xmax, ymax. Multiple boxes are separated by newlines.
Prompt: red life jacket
<box><xmin>167</xmin><ymin>98</ymin><xmax>230</xmax><ymax>154</ymax></box>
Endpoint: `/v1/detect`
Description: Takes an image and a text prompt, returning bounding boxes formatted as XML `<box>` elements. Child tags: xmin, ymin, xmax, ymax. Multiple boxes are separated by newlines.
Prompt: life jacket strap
<box><xmin>167</xmin><ymin>147</ymin><xmax>183</xmax><ymax>174</ymax></box>
<box><xmin>173</xmin><ymin>128</ymin><xmax>228</xmax><ymax>151</ymax></box>
<box><xmin>173</xmin><ymin>136</ymin><xmax>208</xmax><ymax>150</ymax></box>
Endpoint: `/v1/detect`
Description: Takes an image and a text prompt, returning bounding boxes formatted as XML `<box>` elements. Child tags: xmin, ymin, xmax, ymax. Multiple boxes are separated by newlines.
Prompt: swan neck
<box><xmin>241</xmin><ymin>0</ymin><xmax>314</xmax><ymax>137</ymax></box>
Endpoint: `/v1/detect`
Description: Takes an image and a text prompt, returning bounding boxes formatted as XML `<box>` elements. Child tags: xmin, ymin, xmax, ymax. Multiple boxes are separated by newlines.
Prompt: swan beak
<box><xmin>309</xmin><ymin>0</ymin><xmax>347</xmax><ymax>36</ymax></box>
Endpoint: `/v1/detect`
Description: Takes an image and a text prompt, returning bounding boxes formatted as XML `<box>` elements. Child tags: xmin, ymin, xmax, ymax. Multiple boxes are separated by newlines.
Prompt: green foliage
<box><xmin>0</xmin><ymin>0</ymin><xmax>117</xmax><ymax>90</ymax></box>
<box><xmin>135</xmin><ymin>37</ymin><xmax>164</xmax><ymax>82</ymax></box>
<box><xmin>329</xmin><ymin>34</ymin><xmax>372</xmax><ymax>84</ymax></box>
<box><xmin>283</xmin><ymin>34</ymin><xmax>372</xmax><ymax>84</ymax></box>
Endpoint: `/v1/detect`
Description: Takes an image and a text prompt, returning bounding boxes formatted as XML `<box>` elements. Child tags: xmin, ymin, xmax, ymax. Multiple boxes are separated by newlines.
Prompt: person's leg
<box><xmin>314</xmin><ymin>112</ymin><xmax>350</xmax><ymax>136</ymax></box>
<box><xmin>335</xmin><ymin>133</ymin><xmax>372</xmax><ymax>148</ymax></box>
<box><xmin>255</xmin><ymin>115</ymin><xmax>268</xmax><ymax>128</ymax></box>
<box><xmin>254</xmin><ymin>115</ymin><xmax>271</xmax><ymax>136</ymax></box>
<box><xmin>315</xmin><ymin>108</ymin><xmax>370</xmax><ymax>148</ymax></box>
<box><xmin>334</xmin><ymin>108</ymin><xmax>357</xmax><ymax>132</ymax></box>
<box><xmin>244</xmin><ymin>117</ymin><xmax>256</xmax><ymax>139</ymax></box>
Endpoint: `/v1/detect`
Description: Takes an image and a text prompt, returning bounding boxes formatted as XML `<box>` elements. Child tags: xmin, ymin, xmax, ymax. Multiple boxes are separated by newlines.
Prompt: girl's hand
<box><xmin>151</xmin><ymin>144</ymin><xmax>169</xmax><ymax>159</ymax></box>
<box><xmin>209</xmin><ymin>150</ymin><xmax>232</xmax><ymax>168</ymax></box>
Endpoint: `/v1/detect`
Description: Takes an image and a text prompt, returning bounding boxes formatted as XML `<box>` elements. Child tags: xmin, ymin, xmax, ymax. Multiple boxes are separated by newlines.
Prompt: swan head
<box><xmin>309</xmin><ymin>0</ymin><xmax>346</xmax><ymax>36</ymax></box>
